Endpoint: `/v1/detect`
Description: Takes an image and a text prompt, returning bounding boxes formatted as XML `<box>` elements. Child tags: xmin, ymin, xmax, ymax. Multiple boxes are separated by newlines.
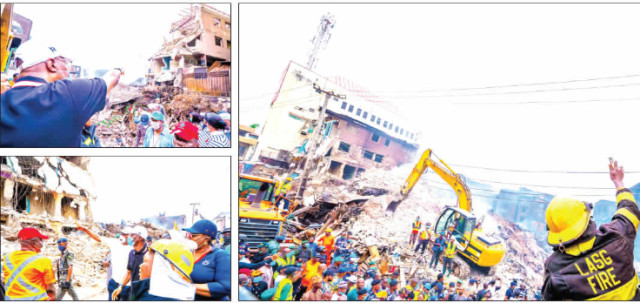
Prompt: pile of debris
<box><xmin>94</xmin><ymin>84</ymin><xmax>230</xmax><ymax>147</ymax></box>
<box><xmin>287</xmin><ymin>165</ymin><xmax>549</xmax><ymax>288</ymax></box>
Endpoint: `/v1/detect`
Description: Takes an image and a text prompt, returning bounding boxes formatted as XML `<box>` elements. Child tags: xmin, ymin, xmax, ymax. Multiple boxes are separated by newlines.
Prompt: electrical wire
<box><xmin>343</xmin><ymin>74</ymin><xmax>640</xmax><ymax>95</ymax></box>
<box><xmin>453</xmin><ymin>97</ymin><xmax>640</xmax><ymax>105</ymax></box>
<box><xmin>372</xmin><ymin>82</ymin><xmax>640</xmax><ymax>100</ymax></box>
<box><xmin>447</xmin><ymin>163</ymin><xmax>640</xmax><ymax>175</ymax></box>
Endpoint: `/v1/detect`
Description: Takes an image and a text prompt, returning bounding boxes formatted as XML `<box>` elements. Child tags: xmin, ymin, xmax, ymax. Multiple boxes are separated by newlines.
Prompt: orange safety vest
<box><xmin>320</xmin><ymin>235</ymin><xmax>335</xmax><ymax>251</ymax></box>
<box><xmin>301</xmin><ymin>260</ymin><xmax>320</xmax><ymax>287</ymax></box>
<box><xmin>3</xmin><ymin>251</ymin><xmax>54</xmax><ymax>300</ymax></box>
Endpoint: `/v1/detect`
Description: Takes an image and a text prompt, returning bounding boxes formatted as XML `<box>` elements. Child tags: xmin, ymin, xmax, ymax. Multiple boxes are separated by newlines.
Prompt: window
<box><xmin>383</xmin><ymin>121</ymin><xmax>388</xmax><ymax>128</ymax></box>
<box><xmin>395</xmin><ymin>126</ymin><xmax>399</xmax><ymax>133</ymax></box>
<box><xmin>338</xmin><ymin>142</ymin><xmax>351</xmax><ymax>152</ymax></box>
<box><xmin>348</xmin><ymin>105</ymin><xmax>354</xmax><ymax>112</ymax></box>
<box><xmin>376</xmin><ymin>118</ymin><xmax>381</xmax><ymax>125</ymax></box>
<box><xmin>385</xmin><ymin>138</ymin><xmax>390</xmax><ymax>146</ymax></box>
<box><xmin>214</xmin><ymin>18</ymin><xmax>221</xmax><ymax>27</ymax></box>
<box><xmin>364</xmin><ymin>150</ymin><xmax>374</xmax><ymax>160</ymax></box>
<box><xmin>356</xmin><ymin>108</ymin><xmax>362</xmax><ymax>116</ymax></box>
<box><xmin>371</xmin><ymin>133</ymin><xmax>379</xmax><ymax>142</ymax></box>
<box><xmin>341</xmin><ymin>102</ymin><xmax>347</xmax><ymax>109</ymax></box>
<box><xmin>410</xmin><ymin>133</ymin><xmax>414</xmax><ymax>139</ymax></box>
<box><xmin>371</xmin><ymin>114</ymin><xmax>376</xmax><ymax>122</ymax></box>
<box><xmin>375</xmin><ymin>154</ymin><xmax>384</xmax><ymax>163</ymax></box>
<box><xmin>363</xmin><ymin>111</ymin><xmax>368</xmax><ymax>119</ymax></box>
<box><xmin>227</xmin><ymin>40</ymin><xmax>231</xmax><ymax>49</ymax></box>
<box><xmin>215</xmin><ymin>36</ymin><xmax>222</xmax><ymax>46</ymax></box>
<box><xmin>225</xmin><ymin>22</ymin><xmax>230</xmax><ymax>30</ymax></box>
<box><xmin>389</xmin><ymin>123</ymin><xmax>393</xmax><ymax>130</ymax></box>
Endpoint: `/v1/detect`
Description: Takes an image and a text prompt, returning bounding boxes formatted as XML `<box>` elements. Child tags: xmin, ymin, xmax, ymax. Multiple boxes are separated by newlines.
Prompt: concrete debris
<box><xmin>94</xmin><ymin>84</ymin><xmax>230</xmax><ymax>147</ymax></box>
<box><xmin>287</xmin><ymin>165</ymin><xmax>550</xmax><ymax>289</ymax></box>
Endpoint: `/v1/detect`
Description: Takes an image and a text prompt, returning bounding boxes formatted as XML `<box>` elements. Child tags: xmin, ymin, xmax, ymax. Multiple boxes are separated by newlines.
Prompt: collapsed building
<box><xmin>1</xmin><ymin>156</ymin><xmax>95</xmax><ymax>234</ymax></box>
<box><xmin>281</xmin><ymin>165</ymin><xmax>550</xmax><ymax>289</ymax></box>
<box><xmin>148</xmin><ymin>4</ymin><xmax>230</xmax><ymax>96</ymax></box>
<box><xmin>247</xmin><ymin>61</ymin><xmax>421</xmax><ymax>179</ymax></box>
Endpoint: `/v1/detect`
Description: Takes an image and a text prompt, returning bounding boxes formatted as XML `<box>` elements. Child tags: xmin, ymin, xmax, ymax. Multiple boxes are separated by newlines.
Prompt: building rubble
<box><xmin>94</xmin><ymin>84</ymin><xmax>230</xmax><ymax>147</ymax></box>
<box><xmin>284</xmin><ymin>165</ymin><xmax>550</xmax><ymax>289</ymax></box>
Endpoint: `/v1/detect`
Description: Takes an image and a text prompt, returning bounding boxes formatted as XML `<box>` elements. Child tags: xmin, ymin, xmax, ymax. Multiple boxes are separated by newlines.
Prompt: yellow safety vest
<box><xmin>420</xmin><ymin>230</ymin><xmax>431</xmax><ymax>240</ymax></box>
<box><xmin>412</xmin><ymin>221</ymin><xmax>421</xmax><ymax>232</ymax></box>
<box><xmin>274</xmin><ymin>277</ymin><xmax>293</xmax><ymax>300</ymax></box>
<box><xmin>445</xmin><ymin>241</ymin><xmax>456</xmax><ymax>258</ymax></box>
<box><xmin>3</xmin><ymin>255</ymin><xmax>49</xmax><ymax>300</ymax></box>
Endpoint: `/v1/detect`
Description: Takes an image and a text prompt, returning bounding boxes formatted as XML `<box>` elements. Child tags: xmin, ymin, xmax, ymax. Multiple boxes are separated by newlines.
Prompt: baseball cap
<box><xmin>18</xmin><ymin>227</ymin><xmax>49</xmax><ymax>240</ymax></box>
<box><xmin>140</xmin><ymin>114</ymin><xmax>149</xmax><ymax>125</ymax></box>
<box><xmin>171</xmin><ymin>121</ymin><xmax>199</xmax><ymax>141</ymax></box>
<box><xmin>57</xmin><ymin>238</ymin><xmax>68</xmax><ymax>244</ymax></box>
<box><xmin>16</xmin><ymin>42</ymin><xmax>72</xmax><ymax>70</ymax></box>
<box><xmin>182</xmin><ymin>219</ymin><xmax>218</xmax><ymax>239</ymax></box>
<box><xmin>346</xmin><ymin>276</ymin><xmax>357</xmax><ymax>283</ymax></box>
<box><xmin>132</xmin><ymin>226</ymin><xmax>148</xmax><ymax>239</ymax></box>
<box><xmin>151</xmin><ymin>111</ymin><xmax>164</xmax><ymax>121</ymax></box>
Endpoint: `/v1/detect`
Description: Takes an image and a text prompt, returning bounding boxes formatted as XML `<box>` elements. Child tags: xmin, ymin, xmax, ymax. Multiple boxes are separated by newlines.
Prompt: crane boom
<box><xmin>399</xmin><ymin>148</ymin><xmax>472</xmax><ymax>212</ymax></box>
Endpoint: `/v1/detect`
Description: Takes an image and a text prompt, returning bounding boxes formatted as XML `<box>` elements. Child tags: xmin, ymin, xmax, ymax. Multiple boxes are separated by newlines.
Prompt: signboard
<box><xmin>194</xmin><ymin>67</ymin><xmax>207</xmax><ymax>79</ymax></box>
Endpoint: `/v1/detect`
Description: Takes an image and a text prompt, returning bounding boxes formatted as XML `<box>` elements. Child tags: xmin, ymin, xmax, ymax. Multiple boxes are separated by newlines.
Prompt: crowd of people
<box><xmin>1</xmin><ymin>219</ymin><xmax>231</xmax><ymax>301</ymax></box>
<box><xmin>0</xmin><ymin>42</ymin><xmax>230</xmax><ymax>148</ymax></box>
<box><xmin>238</xmin><ymin>227</ymin><xmax>543</xmax><ymax>301</ymax></box>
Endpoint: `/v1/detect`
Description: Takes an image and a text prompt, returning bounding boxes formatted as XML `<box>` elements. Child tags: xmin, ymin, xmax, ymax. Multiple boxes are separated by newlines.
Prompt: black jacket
<box><xmin>543</xmin><ymin>188</ymin><xmax>640</xmax><ymax>300</ymax></box>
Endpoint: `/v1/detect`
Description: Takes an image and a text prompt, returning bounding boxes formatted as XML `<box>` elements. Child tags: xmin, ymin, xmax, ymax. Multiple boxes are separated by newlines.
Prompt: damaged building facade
<box><xmin>1</xmin><ymin>156</ymin><xmax>96</xmax><ymax>235</ymax></box>
<box><xmin>148</xmin><ymin>4</ymin><xmax>230</xmax><ymax>96</ymax></box>
<box><xmin>253</xmin><ymin>61</ymin><xmax>421</xmax><ymax>179</ymax></box>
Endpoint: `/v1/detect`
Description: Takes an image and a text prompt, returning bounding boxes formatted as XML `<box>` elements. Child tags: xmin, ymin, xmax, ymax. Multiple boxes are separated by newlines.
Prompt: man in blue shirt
<box><xmin>504</xmin><ymin>281</ymin><xmax>517</xmax><ymax>300</ymax></box>
<box><xmin>1</xmin><ymin>43</ymin><xmax>122</xmax><ymax>147</ymax></box>
<box><xmin>113</xmin><ymin>226</ymin><xmax>148</xmax><ymax>300</ymax></box>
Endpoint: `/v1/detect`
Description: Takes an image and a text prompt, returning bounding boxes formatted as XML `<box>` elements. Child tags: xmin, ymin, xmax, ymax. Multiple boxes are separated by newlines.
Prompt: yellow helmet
<box><xmin>546</xmin><ymin>197</ymin><xmax>592</xmax><ymax>246</ymax></box>
<box><xmin>286</xmin><ymin>177</ymin><xmax>293</xmax><ymax>181</ymax></box>
<box><xmin>326</xmin><ymin>228</ymin><xmax>333</xmax><ymax>233</ymax></box>
<box><xmin>150</xmin><ymin>239</ymin><xmax>194</xmax><ymax>281</ymax></box>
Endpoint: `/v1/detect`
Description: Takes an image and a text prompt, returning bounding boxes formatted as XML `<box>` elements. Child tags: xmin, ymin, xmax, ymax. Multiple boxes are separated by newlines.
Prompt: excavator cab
<box><xmin>435</xmin><ymin>206</ymin><xmax>476</xmax><ymax>250</ymax></box>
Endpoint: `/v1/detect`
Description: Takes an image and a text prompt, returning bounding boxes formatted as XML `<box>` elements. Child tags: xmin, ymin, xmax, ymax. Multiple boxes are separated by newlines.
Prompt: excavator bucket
<box><xmin>385</xmin><ymin>200</ymin><xmax>403</xmax><ymax>214</ymax></box>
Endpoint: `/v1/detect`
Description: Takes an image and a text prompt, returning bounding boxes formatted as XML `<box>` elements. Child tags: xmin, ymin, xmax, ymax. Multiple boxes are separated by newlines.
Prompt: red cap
<box><xmin>171</xmin><ymin>121</ymin><xmax>199</xmax><ymax>141</ymax></box>
<box><xmin>18</xmin><ymin>227</ymin><xmax>49</xmax><ymax>240</ymax></box>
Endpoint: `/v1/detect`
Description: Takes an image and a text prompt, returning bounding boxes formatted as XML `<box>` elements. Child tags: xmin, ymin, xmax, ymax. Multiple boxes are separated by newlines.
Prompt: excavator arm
<box><xmin>395</xmin><ymin>148</ymin><xmax>472</xmax><ymax>213</ymax></box>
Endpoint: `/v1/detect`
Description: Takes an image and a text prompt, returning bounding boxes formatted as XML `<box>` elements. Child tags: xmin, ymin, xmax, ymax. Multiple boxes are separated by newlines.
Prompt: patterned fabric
<box><xmin>199</xmin><ymin>130</ymin><xmax>230</xmax><ymax>147</ymax></box>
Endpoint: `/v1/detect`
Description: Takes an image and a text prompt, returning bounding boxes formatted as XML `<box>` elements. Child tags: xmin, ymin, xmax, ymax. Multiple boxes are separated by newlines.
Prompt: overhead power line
<box><xmin>375</xmin><ymin>82</ymin><xmax>640</xmax><ymax>100</ymax></box>
<box><xmin>448</xmin><ymin>163</ymin><xmax>640</xmax><ymax>174</ymax></box>
<box><xmin>350</xmin><ymin>74</ymin><xmax>640</xmax><ymax>95</ymax></box>
<box><xmin>426</xmin><ymin>179</ymin><xmax>616</xmax><ymax>197</ymax></box>
<box><xmin>453</xmin><ymin>97</ymin><xmax>640</xmax><ymax>105</ymax></box>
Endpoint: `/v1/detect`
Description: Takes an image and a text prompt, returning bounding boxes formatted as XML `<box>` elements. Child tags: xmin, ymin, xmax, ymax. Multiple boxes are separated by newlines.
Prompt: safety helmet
<box><xmin>150</xmin><ymin>239</ymin><xmax>194</xmax><ymax>281</ymax></box>
<box><xmin>286</xmin><ymin>177</ymin><xmax>293</xmax><ymax>181</ymax></box>
<box><xmin>326</xmin><ymin>228</ymin><xmax>333</xmax><ymax>233</ymax></box>
<box><xmin>546</xmin><ymin>197</ymin><xmax>592</xmax><ymax>247</ymax></box>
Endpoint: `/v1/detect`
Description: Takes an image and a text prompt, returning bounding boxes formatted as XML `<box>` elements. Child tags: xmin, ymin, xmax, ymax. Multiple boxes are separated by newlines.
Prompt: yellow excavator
<box><xmin>1</xmin><ymin>4</ymin><xmax>32</xmax><ymax>74</ymax></box>
<box><xmin>387</xmin><ymin>149</ymin><xmax>505</xmax><ymax>275</ymax></box>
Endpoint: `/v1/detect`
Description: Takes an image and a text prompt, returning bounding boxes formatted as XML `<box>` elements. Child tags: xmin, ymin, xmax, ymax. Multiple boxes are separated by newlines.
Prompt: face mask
<box><xmin>151</xmin><ymin>121</ymin><xmax>161</xmax><ymax>130</ymax></box>
<box><xmin>127</xmin><ymin>237</ymin><xmax>134</xmax><ymax>246</ymax></box>
<box><xmin>58</xmin><ymin>245</ymin><xmax>65</xmax><ymax>252</ymax></box>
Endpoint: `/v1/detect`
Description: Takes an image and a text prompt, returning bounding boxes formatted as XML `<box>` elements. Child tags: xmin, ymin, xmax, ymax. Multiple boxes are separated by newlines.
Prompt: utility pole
<box><xmin>189</xmin><ymin>202</ymin><xmax>200</xmax><ymax>225</ymax></box>
<box><xmin>296</xmin><ymin>82</ymin><xmax>346</xmax><ymax>199</ymax></box>
<box><xmin>307</xmin><ymin>13</ymin><xmax>336</xmax><ymax>71</ymax></box>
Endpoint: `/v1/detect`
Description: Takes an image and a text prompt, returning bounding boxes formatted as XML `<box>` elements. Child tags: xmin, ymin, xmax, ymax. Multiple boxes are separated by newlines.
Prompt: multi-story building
<box><xmin>1</xmin><ymin>156</ymin><xmax>95</xmax><ymax>234</ymax></box>
<box><xmin>254</xmin><ymin>61</ymin><xmax>421</xmax><ymax>179</ymax></box>
<box><xmin>148</xmin><ymin>4</ymin><xmax>230</xmax><ymax>88</ymax></box>
<box><xmin>239</xmin><ymin>125</ymin><xmax>259</xmax><ymax>161</ymax></box>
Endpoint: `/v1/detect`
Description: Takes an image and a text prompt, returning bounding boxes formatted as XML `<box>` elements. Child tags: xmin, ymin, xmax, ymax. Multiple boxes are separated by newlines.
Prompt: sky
<box><xmin>87</xmin><ymin>157</ymin><xmax>230</xmax><ymax>224</ymax></box>
<box><xmin>240</xmin><ymin>4</ymin><xmax>640</xmax><ymax>202</ymax></box>
<box><xmin>14</xmin><ymin>3</ymin><xmax>230</xmax><ymax>83</ymax></box>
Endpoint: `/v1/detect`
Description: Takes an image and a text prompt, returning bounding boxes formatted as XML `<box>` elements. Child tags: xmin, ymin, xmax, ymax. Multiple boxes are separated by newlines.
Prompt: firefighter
<box><xmin>542</xmin><ymin>159</ymin><xmax>640</xmax><ymax>300</ymax></box>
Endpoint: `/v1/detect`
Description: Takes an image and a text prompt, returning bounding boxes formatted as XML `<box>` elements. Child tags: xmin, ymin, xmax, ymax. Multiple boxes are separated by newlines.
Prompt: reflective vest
<box><xmin>274</xmin><ymin>277</ymin><xmax>293</xmax><ymax>300</ymax></box>
<box><xmin>412</xmin><ymin>221</ymin><xmax>422</xmax><ymax>232</ymax></box>
<box><xmin>3</xmin><ymin>254</ymin><xmax>49</xmax><ymax>300</ymax></box>
<box><xmin>301</xmin><ymin>260</ymin><xmax>320</xmax><ymax>287</ymax></box>
<box><xmin>276</xmin><ymin>254</ymin><xmax>296</xmax><ymax>268</ymax></box>
<box><xmin>420</xmin><ymin>229</ymin><xmax>431</xmax><ymax>241</ymax></box>
<box><xmin>445</xmin><ymin>241</ymin><xmax>456</xmax><ymax>258</ymax></box>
